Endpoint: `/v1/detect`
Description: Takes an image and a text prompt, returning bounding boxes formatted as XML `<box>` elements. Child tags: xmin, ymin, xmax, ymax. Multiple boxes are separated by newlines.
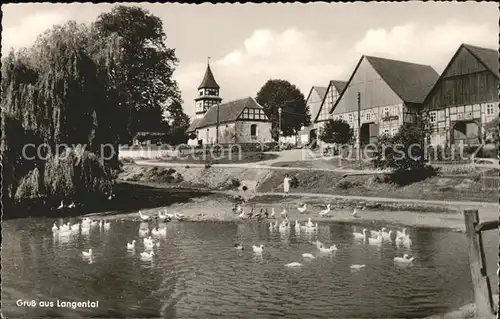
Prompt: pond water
<box><xmin>2</xmin><ymin>213</ymin><xmax>498</xmax><ymax>318</ymax></box>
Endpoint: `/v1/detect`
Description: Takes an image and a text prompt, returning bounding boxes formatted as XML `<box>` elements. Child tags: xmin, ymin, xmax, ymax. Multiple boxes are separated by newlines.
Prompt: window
<box><xmin>391</xmin><ymin>128</ymin><xmax>398</xmax><ymax>136</ymax></box>
<box><xmin>437</xmin><ymin>110</ymin><xmax>445</xmax><ymax>121</ymax></box>
<box><xmin>348</xmin><ymin>114</ymin><xmax>353</xmax><ymax>123</ymax></box>
<box><xmin>383</xmin><ymin>129</ymin><xmax>390</xmax><ymax>135</ymax></box>
<box><xmin>339</xmin><ymin>115</ymin><xmax>343</xmax><ymax>120</ymax></box>
<box><xmin>487</xmin><ymin>104</ymin><xmax>495</xmax><ymax>115</ymax></box>
<box><xmin>429</xmin><ymin>111</ymin><xmax>437</xmax><ymax>123</ymax></box>
<box><xmin>250</xmin><ymin>124</ymin><xmax>257</xmax><ymax>139</ymax></box>
<box><xmin>366</xmin><ymin>112</ymin><xmax>371</xmax><ymax>121</ymax></box>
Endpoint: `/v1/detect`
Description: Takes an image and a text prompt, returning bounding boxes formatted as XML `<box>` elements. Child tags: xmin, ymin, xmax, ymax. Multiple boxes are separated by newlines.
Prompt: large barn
<box><xmin>422</xmin><ymin>44</ymin><xmax>499</xmax><ymax>146</ymax></box>
<box><xmin>329</xmin><ymin>55</ymin><xmax>439</xmax><ymax>145</ymax></box>
<box><xmin>187</xmin><ymin>63</ymin><xmax>272</xmax><ymax>146</ymax></box>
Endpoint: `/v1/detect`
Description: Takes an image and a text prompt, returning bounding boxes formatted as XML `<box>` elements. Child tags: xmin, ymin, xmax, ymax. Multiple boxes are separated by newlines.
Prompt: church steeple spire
<box><xmin>194</xmin><ymin>58</ymin><xmax>222</xmax><ymax>119</ymax></box>
<box><xmin>198</xmin><ymin>59</ymin><xmax>220</xmax><ymax>89</ymax></box>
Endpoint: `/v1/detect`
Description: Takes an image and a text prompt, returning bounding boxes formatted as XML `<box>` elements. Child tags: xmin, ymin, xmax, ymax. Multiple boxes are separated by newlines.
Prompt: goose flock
<box><xmin>235</xmin><ymin>202</ymin><xmax>363</xmax><ymax>221</ymax></box>
<box><xmin>237</xmin><ymin>215</ymin><xmax>415</xmax><ymax>270</ymax></box>
<box><xmin>50</xmin><ymin>209</ymin><xmax>180</xmax><ymax>264</ymax></box>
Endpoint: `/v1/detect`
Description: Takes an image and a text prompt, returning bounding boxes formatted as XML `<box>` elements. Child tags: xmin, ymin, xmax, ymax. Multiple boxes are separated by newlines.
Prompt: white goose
<box><xmin>139</xmin><ymin>228</ymin><xmax>149</xmax><ymax>237</ymax></box>
<box><xmin>238</xmin><ymin>210</ymin><xmax>245</xmax><ymax>219</ymax></box>
<box><xmin>353</xmin><ymin>229</ymin><xmax>367</xmax><ymax>240</ymax></box>
<box><xmin>285</xmin><ymin>262</ymin><xmax>303</xmax><ymax>267</ymax></box>
<box><xmin>82</xmin><ymin>249</ymin><xmax>92</xmax><ymax>258</ymax></box>
<box><xmin>174</xmin><ymin>212</ymin><xmax>184</xmax><ymax>221</ymax></box>
<box><xmin>151</xmin><ymin>227</ymin><xmax>160</xmax><ymax>237</ymax></box>
<box><xmin>90</xmin><ymin>220</ymin><xmax>99</xmax><ymax>227</ymax></box>
<box><xmin>381</xmin><ymin>228</ymin><xmax>393</xmax><ymax>242</ymax></box>
<box><xmin>302</xmin><ymin>253</ymin><xmax>315</xmax><ymax>259</ymax></box>
<box><xmin>397</xmin><ymin>235</ymin><xmax>412</xmax><ymax>248</ymax></box>
<box><xmin>51</xmin><ymin>223</ymin><xmax>59</xmax><ymax>233</ymax></box>
<box><xmin>144</xmin><ymin>236</ymin><xmax>153</xmax><ymax>245</ymax></box>
<box><xmin>366</xmin><ymin>233</ymin><xmax>383</xmax><ymax>246</ymax></box>
<box><xmin>280</xmin><ymin>208</ymin><xmax>287</xmax><ymax>217</ymax></box>
<box><xmin>350</xmin><ymin>264</ymin><xmax>366</xmax><ymax>270</ymax></box>
<box><xmin>269</xmin><ymin>221</ymin><xmax>277</xmax><ymax>231</ymax></box>
<box><xmin>158</xmin><ymin>210</ymin><xmax>168</xmax><ymax>220</ymax></box>
<box><xmin>394</xmin><ymin>254</ymin><xmax>415</xmax><ymax>264</ymax></box>
<box><xmin>352</xmin><ymin>208</ymin><xmax>359</xmax><ymax>218</ymax></box>
<box><xmin>59</xmin><ymin>223</ymin><xmax>70</xmax><ymax>232</ymax></box>
<box><xmin>279</xmin><ymin>219</ymin><xmax>290</xmax><ymax>232</ymax></box>
<box><xmin>294</xmin><ymin>220</ymin><xmax>301</xmax><ymax>232</ymax></box>
<box><xmin>305</xmin><ymin>218</ymin><xmax>314</xmax><ymax>228</ymax></box>
<box><xmin>319</xmin><ymin>244</ymin><xmax>338</xmax><ymax>253</ymax></box>
<box><xmin>127</xmin><ymin>240</ymin><xmax>136</xmax><ymax>249</ymax></box>
<box><xmin>270</xmin><ymin>208</ymin><xmax>276</xmax><ymax>219</ymax></box>
<box><xmin>144</xmin><ymin>239</ymin><xmax>155</xmax><ymax>250</ymax></box>
<box><xmin>396</xmin><ymin>228</ymin><xmax>409</xmax><ymax>240</ymax></box>
<box><xmin>297</xmin><ymin>204</ymin><xmax>307</xmax><ymax>213</ymax></box>
<box><xmin>103</xmin><ymin>221</ymin><xmax>111</xmax><ymax>230</ymax></box>
<box><xmin>370</xmin><ymin>230</ymin><xmax>381</xmax><ymax>238</ymax></box>
<box><xmin>70</xmin><ymin>223</ymin><xmax>80</xmax><ymax>232</ymax></box>
<box><xmin>140</xmin><ymin>251</ymin><xmax>154</xmax><ymax>259</ymax></box>
<box><xmin>57</xmin><ymin>200</ymin><xmax>64</xmax><ymax>209</ymax></box>
<box><xmin>252</xmin><ymin>244</ymin><xmax>264</xmax><ymax>254</ymax></box>
<box><xmin>68</xmin><ymin>201</ymin><xmax>76</xmax><ymax>208</ymax></box>
<box><xmin>138</xmin><ymin>211</ymin><xmax>151</xmax><ymax>221</ymax></box>
<box><xmin>319</xmin><ymin>204</ymin><xmax>331</xmax><ymax>216</ymax></box>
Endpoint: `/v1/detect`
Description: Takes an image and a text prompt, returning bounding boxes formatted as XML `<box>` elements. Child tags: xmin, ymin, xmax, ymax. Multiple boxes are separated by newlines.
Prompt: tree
<box><xmin>255</xmin><ymin>79</ymin><xmax>310</xmax><ymax>140</ymax></box>
<box><xmin>94</xmin><ymin>5</ymin><xmax>180</xmax><ymax>143</ymax></box>
<box><xmin>319</xmin><ymin>119</ymin><xmax>353</xmax><ymax>144</ymax></box>
<box><xmin>1</xmin><ymin>21</ymin><xmax>119</xmax><ymax>203</ymax></box>
<box><xmin>372</xmin><ymin>119</ymin><xmax>437</xmax><ymax>185</ymax></box>
<box><xmin>162</xmin><ymin>101</ymin><xmax>191</xmax><ymax>145</ymax></box>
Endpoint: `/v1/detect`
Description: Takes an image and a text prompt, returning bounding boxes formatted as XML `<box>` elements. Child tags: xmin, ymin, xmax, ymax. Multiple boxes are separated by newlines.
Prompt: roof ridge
<box><xmin>365</xmin><ymin>55</ymin><xmax>434</xmax><ymax>68</ymax></box>
<box><xmin>462</xmin><ymin>43</ymin><xmax>497</xmax><ymax>52</ymax></box>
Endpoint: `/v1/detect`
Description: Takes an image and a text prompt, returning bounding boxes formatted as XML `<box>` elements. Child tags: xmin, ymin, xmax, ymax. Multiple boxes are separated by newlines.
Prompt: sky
<box><xmin>2</xmin><ymin>2</ymin><xmax>498</xmax><ymax>118</ymax></box>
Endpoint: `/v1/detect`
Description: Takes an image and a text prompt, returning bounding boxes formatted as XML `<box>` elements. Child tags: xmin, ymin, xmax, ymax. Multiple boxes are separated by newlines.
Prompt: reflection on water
<box><xmin>2</xmin><ymin>215</ymin><xmax>498</xmax><ymax>318</ymax></box>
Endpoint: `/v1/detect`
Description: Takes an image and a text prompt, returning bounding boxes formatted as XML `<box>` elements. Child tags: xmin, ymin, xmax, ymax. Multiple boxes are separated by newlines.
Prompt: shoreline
<box><xmin>80</xmin><ymin>180</ymin><xmax>497</xmax><ymax>233</ymax></box>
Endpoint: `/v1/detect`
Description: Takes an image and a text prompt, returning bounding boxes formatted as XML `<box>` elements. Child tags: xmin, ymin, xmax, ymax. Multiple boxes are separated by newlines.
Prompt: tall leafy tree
<box><xmin>94</xmin><ymin>5</ymin><xmax>180</xmax><ymax>142</ymax></box>
<box><xmin>319</xmin><ymin>119</ymin><xmax>353</xmax><ymax>144</ymax></box>
<box><xmin>1</xmin><ymin>21</ymin><xmax>119</xmax><ymax>203</ymax></box>
<box><xmin>255</xmin><ymin>79</ymin><xmax>310</xmax><ymax>140</ymax></box>
<box><xmin>162</xmin><ymin>100</ymin><xmax>191</xmax><ymax>145</ymax></box>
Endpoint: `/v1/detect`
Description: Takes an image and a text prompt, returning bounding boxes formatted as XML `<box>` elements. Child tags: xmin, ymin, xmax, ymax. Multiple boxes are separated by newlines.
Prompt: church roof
<box><xmin>187</xmin><ymin>97</ymin><xmax>265</xmax><ymax>132</ymax></box>
<box><xmin>364</xmin><ymin>56</ymin><xmax>439</xmax><ymax>104</ymax></box>
<box><xmin>198</xmin><ymin>64</ymin><xmax>220</xmax><ymax>89</ymax></box>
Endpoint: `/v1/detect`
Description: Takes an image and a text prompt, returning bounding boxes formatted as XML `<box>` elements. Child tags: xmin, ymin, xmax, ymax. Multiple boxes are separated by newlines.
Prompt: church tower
<box><xmin>194</xmin><ymin>60</ymin><xmax>223</xmax><ymax>119</ymax></box>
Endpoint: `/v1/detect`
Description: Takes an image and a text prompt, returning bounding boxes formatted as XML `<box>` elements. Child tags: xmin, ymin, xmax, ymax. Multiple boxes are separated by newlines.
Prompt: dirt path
<box><xmin>134</xmin><ymin>159</ymin><xmax>387</xmax><ymax>174</ymax></box>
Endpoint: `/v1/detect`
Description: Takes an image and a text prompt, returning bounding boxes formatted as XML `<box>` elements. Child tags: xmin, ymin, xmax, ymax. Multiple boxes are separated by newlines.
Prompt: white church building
<box><xmin>187</xmin><ymin>63</ymin><xmax>273</xmax><ymax>146</ymax></box>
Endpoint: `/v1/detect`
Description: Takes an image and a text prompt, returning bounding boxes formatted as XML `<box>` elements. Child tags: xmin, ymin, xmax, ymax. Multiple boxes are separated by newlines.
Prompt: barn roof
<box><xmin>462</xmin><ymin>44</ymin><xmax>498</xmax><ymax>78</ymax></box>
<box><xmin>187</xmin><ymin>97</ymin><xmax>266</xmax><ymax>132</ymax></box>
<box><xmin>364</xmin><ymin>56</ymin><xmax>439</xmax><ymax>104</ymax></box>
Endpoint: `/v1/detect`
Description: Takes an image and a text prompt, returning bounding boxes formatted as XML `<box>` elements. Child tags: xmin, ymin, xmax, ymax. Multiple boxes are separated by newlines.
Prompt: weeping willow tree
<box><xmin>1</xmin><ymin>21</ymin><xmax>122</xmax><ymax>205</ymax></box>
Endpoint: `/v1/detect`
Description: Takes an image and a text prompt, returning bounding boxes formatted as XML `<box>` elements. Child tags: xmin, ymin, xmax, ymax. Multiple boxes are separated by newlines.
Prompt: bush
<box><xmin>167</xmin><ymin>168</ymin><xmax>176</xmax><ymax>175</ymax></box>
<box><xmin>205</xmin><ymin>164</ymin><xmax>212</xmax><ymax>169</ymax></box>
<box><xmin>290</xmin><ymin>175</ymin><xmax>299</xmax><ymax>188</ymax></box>
<box><xmin>175</xmin><ymin>173</ymin><xmax>184</xmax><ymax>183</ymax></box>
<box><xmin>231</xmin><ymin>178</ymin><xmax>241</xmax><ymax>188</ymax></box>
<box><xmin>388</xmin><ymin>166</ymin><xmax>439</xmax><ymax>186</ymax></box>
<box><xmin>337</xmin><ymin>180</ymin><xmax>354</xmax><ymax>189</ymax></box>
<box><xmin>185</xmin><ymin>165</ymin><xmax>190</xmax><ymax>169</ymax></box>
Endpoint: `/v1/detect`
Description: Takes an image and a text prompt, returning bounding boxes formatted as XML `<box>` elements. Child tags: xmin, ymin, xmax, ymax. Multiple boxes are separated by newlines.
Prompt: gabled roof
<box><xmin>330</xmin><ymin>56</ymin><xmax>439</xmax><ymax>114</ymax></box>
<box><xmin>463</xmin><ymin>44</ymin><xmax>499</xmax><ymax>78</ymax></box>
<box><xmin>331</xmin><ymin>80</ymin><xmax>347</xmax><ymax>95</ymax></box>
<box><xmin>187</xmin><ymin>118</ymin><xmax>201</xmax><ymax>133</ymax></box>
<box><xmin>305</xmin><ymin>86</ymin><xmax>328</xmax><ymax>104</ymax></box>
<box><xmin>187</xmin><ymin>97</ymin><xmax>266</xmax><ymax>132</ymax></box>
<box><xmin>365</xmin><ymin>56</ymin><xmax>439</xmax><ymax>104</ymax></box>
<box><xmin>314</xmin><ymin>80</ymin><xmax>347</xmax><ymax>122</ymax></box>
<box><xmin>198</xmin><ymin>64</ymin><xmax>220</xmax><ymax>89</ymax></box>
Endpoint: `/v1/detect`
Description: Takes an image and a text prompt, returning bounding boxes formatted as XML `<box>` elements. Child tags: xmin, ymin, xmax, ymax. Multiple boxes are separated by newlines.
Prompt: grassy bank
<box><xmin>119</xmin><ymin>163</ymin><xmax>498</xmax><ymax>203</ymax></box>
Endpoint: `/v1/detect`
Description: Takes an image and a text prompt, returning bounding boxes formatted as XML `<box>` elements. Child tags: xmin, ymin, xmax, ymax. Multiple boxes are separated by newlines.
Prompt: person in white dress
<box><xmin>283</xmin><ymin>174</ymin><xmax>291</xmax><ymax>197</ymax></box>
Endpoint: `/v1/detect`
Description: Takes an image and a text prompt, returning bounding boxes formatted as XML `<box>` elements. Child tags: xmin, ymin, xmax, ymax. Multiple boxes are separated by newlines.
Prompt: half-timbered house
<box><xmin>329</xmin><ymin>55</ymin><xmax>439</xmax><ymax>145</ymax></box>
<box><xmin>422</xmin><ymin>44</ymin><xmax>499</xmax><ymax>146</ymax></box>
